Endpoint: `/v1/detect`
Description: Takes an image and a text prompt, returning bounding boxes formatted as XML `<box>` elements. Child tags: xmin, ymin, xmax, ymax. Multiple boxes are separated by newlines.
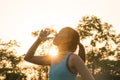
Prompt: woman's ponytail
<box><xmin>78</xmin><ymin>43</ymin><xmax>86</xmax><ymax>62</ymax></box>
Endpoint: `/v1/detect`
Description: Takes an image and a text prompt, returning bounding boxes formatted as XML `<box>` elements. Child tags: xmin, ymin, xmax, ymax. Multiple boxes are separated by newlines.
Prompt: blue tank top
<box><xmin>49</xmin><ymin>52</ymin><xmax>77</xmax><ymax>80</ymax></box>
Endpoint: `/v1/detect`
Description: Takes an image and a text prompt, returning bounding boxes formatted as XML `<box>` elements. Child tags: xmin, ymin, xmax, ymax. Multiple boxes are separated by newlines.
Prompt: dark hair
<box><xmin>59</xmin><ymin>27</ymin><xmax>86</xmax><ymax>62</ymax></box>
<box><xmin>78</xmin><ymin>43</ymin><xmax>86</xmax><ymax>62</ymax></box>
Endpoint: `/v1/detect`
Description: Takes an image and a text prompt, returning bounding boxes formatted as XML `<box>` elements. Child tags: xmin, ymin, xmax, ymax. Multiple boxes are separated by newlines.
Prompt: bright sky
<box><xmin>0</xmin><ymin>0</ymin><xmax>120</xmax><ymax>55</ymax></box>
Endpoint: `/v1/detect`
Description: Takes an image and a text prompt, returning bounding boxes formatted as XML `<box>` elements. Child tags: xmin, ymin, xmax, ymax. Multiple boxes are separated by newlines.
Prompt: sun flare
<box><xmin>49</xmin><ymin>46</ymin><xmax>58</xmax><ymax>56</ymax></box>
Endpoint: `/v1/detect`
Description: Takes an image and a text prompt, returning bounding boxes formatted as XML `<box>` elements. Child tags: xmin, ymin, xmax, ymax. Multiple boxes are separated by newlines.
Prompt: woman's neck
<box><xmin>52</xmin><ymin>50</ymin><xmax>68</xmax><ymax>64</ymax></box>
<box><xmin>58</xmin><ymin>50</ymin><xmax>68</xmax><ymax>55</ymax></box>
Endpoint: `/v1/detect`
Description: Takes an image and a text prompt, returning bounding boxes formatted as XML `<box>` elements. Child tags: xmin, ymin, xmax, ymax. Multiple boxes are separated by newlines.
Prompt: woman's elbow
<box><xmin>24</xmin><ymin>56</ymin><xmax>30</xmax><ymax>61</ymax></box>
<box><xmin>24</xmin><ymin>54</ymin><xmax>32</xmax><ymax>62</ymax></box>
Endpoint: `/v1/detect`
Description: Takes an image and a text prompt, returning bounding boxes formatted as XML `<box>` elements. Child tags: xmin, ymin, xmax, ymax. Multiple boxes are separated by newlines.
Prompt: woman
<box><xmin>24</xmin><ymin>27</ymin><xmax>95</xmax><ymax>80</ymax></box>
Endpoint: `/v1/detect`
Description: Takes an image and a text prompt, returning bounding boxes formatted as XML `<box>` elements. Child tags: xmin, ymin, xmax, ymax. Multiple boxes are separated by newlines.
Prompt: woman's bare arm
<box><xmin>71</xmin><ymin>54</ymin><xmax>95</xmax><ymax>80</ymax></box>
<box><xmin>24</xmin><ymin>38</ymin><xmax>51</xmax><ymax>65</ymax></box>
<box><xmin>24</xmin><ymin>29</ymin><xmax>51</xmax><ymax>65</ymax></box>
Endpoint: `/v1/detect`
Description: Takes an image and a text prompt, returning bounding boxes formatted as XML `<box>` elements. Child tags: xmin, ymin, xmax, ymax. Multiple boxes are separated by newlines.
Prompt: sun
<box><xmin>49</xmin><ymin>46</ymin><xmax>58</xmax><ymax>57</ymax></box>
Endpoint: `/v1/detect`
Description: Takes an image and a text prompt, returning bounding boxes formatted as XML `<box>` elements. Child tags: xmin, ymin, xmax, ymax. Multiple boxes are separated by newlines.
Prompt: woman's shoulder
<box><xmin>70</xmin><ymin>53</ymin><xmax>79</xmax><ymax>58</ymax></box>
<box><xmin>69</xmin><ymin>53</ymin><xmax>83</xmax><ymax>64</ymax></box>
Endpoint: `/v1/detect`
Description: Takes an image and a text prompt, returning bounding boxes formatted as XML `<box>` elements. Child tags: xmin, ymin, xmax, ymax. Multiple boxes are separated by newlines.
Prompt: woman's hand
<box><xmin>38</xmin><ymin>28</ymin><xmax>51</xmax><ymax>41</ymax></box>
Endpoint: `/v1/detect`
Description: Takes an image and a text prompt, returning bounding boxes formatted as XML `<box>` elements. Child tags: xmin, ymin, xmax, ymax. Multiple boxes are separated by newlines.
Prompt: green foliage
<box><xmin>77</xmin><ymin>15</ymin><xmax>120</xmax><ymax>80</ymax></box>
<box><xmin>77</xmin><ymin>16</ymin><xmax>102</xmax><ymax>39</ymax></box>
<box><xmin>32</xmin><ymin>27</ymin><xmax>57</xmax><ymax>38</ymax></box>
<box><xmin>0</xmin><ymin>39</ymin><xmax>26</xmax><ymax>80</ymax></box>
<box><xmin>95</xmin><ymin>60</ymin><xmax>120</xmax><ymax>80</ymax></box>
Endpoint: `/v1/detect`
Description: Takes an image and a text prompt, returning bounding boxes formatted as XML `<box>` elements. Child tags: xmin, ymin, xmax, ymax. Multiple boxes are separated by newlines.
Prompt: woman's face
<box><xmin>53</xmin><ymin>27</ymin><xmax>74</xmax><ymax>46</ymax></box>
<box><xmin>53</xmin><ymin>27</ymin><xmax>80</xmax><ymax>54</ymax></box>
<box><xmin>53</xmin><ymin>29</ymin><xmax>67</xmax><ymax>46</ymax></box>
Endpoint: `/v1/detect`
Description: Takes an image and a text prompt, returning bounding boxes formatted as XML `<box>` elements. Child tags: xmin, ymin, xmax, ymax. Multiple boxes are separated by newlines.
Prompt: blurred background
<box><xmin>0</xmin><ymin>0</ymin><xmax>120</xmax><ymax>80</ymax></box>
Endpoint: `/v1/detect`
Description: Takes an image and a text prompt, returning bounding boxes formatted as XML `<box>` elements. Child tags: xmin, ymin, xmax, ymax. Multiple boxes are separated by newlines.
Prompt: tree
<box><xmin>77</xmin><ymin>16</ymin><xmax>120</xmax><ymax>80</ymax></box>
<box><xmin>0</xmin><ymin>39</ymin><xmax>26</xmax><ymax>80</ymax></box>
